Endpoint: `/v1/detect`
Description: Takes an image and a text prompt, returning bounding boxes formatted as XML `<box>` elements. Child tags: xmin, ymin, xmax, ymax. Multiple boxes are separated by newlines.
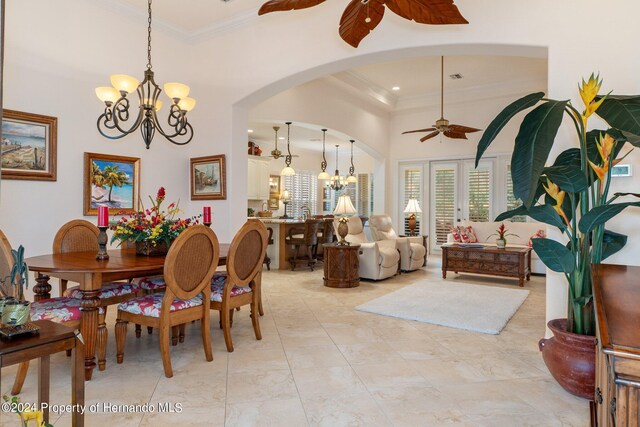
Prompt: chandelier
<box><xmin>94</xmin><ymin>0</ymin><xmax>195</xmax><ymax>149</ymax></box>
<box><xmin>329</xmin><ymin>145</ymin><xmax>346</xmax><ymax>192</ymax></box>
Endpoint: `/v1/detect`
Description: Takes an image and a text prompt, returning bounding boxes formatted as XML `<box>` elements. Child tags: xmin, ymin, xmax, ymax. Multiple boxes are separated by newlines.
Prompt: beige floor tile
<box><xmin>459</xmin><ymin>353</ymin><xmax>547</xmax><ymax>381</ymax></box>
<box><xmin>409</xmin><ymin>358</ymin><xmax>486</xmax><ymax>386</ymax></box>
<box><xmin>226</xmin><ymin>398</ymin><xmax>308</xmax><ymax>427</ymax></box>
<box><xmin>226</xmin><ymin>369</ymin><xmax>298</xmax><ymax>404</ymax></box>
<box><xmin>351</xmin><ymin>362</ymin><xmax>430</xmax><ymax>390</ymax></box>
<box><xmin>140</xmin><ymin>406</ymin><xmax>226</xmax><ymax>426</ymax></box>
<box><xmin>337</xmin><ymin>342</ymin><xmax>405</xmax><ymax>365</ymax></box>
<box><xmin>301</xmin><ymin>392</ymin><xmax>392</xmax><ymax>427</ymax></box>
<box><xmin>228</xmin><ymin>347</ymin><xmax>290</xmax><ymax>374</ymax></box>
<box><xmin>292</xmin><ymin>365</ymin><xmax>368</xmax><ymax>399</ymax></box>
<box><xmin>284</xmin><ymin>344</ymin><xmax>349</xmax><ymax>369</ymax></box>
<box><xmin>323</xmin><ymin>326</ymin><xmax>385</xmax><ymax>345</ymax></box>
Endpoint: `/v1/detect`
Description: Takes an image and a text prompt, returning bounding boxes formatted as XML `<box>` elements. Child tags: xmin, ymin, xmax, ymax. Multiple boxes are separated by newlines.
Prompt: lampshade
<box><xmin>333</xmin><ymin>194</ymin><xmax>357</xmax><ymax>215</ymax></box>
<box><xmin>280</xmin><ymin>190</ymin><xmax>291</xmax><ymax>201</ymax></box>
<box><xmin>281</xmin><ymin>166</ymin><xmax>296</xmax><ymax>176</ymax></box>
<box><xmin>142</xmin><ymin>98</ymin><xmax>163</xmax><ymax>112</ymax></box>
<box><xmin>95</xmin><ymin>86</ymin><xmax>120</xmax><ymax>104</ymax></box>
<box><xmin>318</xmin><ymin>171</ymin><xmax>330</xmax><ymax>180</ymax></box>
<box><xmin>164</xmin><ymin>82</ymin><xmax>190</xmax><ymax>100</ymax></box>
<box><xmin>177</xmin><ymin>97</ymin><xmax>196</xmax><ymax>112</ymax></box>
<box><xmin>346</xmin><ymin>175</ymin><xmax>358</xmax><ymax>184</ymax></box>
<box><xmin>110</xmin><ymin>74</ymin><xmax>140</xmax><ymax>94</ymax></box>
<box><xmin>403</xmin><ymin>198</ymin><xmax>422</xmax><ymax>214</ymax></box>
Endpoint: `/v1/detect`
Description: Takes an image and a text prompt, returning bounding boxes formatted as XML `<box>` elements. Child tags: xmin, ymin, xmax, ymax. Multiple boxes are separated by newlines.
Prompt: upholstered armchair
<box><xmin>333</xmin><ymin>216</ymin><xmax>399</xmax><ymax>281</ymax></box>
<box><xmin>369</xmin><ymin>215</ymin><xmax>427</xmax><ymax>272</ymax></box>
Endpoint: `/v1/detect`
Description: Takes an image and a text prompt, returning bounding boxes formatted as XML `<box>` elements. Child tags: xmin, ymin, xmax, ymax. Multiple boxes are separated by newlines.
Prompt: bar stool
<box><xmin>263</xmin><ymin>227</ymin><xmax>274</xmax><ymax>271</ymax></box>
<box><xmin>285</xmin><ymin>219</ymin><xmax>322</xmax><ymax>271</ymax></box>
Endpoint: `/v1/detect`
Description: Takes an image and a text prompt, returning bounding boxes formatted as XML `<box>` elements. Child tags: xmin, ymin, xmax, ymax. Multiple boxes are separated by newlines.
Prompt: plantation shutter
<box><xmin>357</xmin><ymin>173</ymin><xmax>371</xmax><ymax>218</ymax></box>
<box><xmin>403</xmin><ymin>169</ymin><xmax>422</xmax><ymax>235</ymax></box>
<box><xmin>506</xmin><ymin>164</ymin><xmax>527</xmax><ymax>222</ymax></box>
<box><xmin>466</xmin><ymin>165</ymin><xmax>491</xmax><ymax>222</ymax></box>
<box><xmin>432</xmin><ymin>165</ymin><xmax>457</xmax><ymax>246</ymax></box>
<box><xmin>284</xmin><ymin>171</ymin><xmax>318</xmax><ymax>218</ymax></box>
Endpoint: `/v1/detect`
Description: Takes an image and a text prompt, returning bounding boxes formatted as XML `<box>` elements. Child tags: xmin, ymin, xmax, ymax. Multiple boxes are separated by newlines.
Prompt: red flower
<box><xmin>156</xmin><ymin>187</ymin><xmax>166</xmax><ymax>204</ymax></box>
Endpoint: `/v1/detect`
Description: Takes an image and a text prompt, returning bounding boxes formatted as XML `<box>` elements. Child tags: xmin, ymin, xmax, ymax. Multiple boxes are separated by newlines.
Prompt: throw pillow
<box><xmin>450</xmin><ymin>226</ymin><xmax>462</xmax><ymax>243</ymax></box>
<box><xmin>464</xmin><ymin>226</ymin><xmax>478</xmax><ymax>243</ymax></box>
<box><xmin>529</xmin><ymin>229</ymin><xmax>546</xmax><ymax>247</ymax></box>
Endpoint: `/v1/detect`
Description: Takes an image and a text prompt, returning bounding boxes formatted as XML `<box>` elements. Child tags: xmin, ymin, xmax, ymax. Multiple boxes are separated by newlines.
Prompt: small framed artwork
<box><xmin>190</xmin><ymin>154</ymin><xmax>226</xmax><ymax>200</ymax></box>
<box><xmin>268</xmin><ymin>175</ymin><xmax>281</xmax><ymax>210</ymax></box>
<box><xmin>84</xmin><ymin>152</ymin><xmax>140</xmax><ymax>215</ymax></box>
<box><xmin>1</xmin><ymin>109</ymin><xmax>57</xmax><ymax>181</ymax></box>
<box><xmin>268</xmin><ymin>196</ymin><xmax>279</xmax><ymax>210</ymax></box>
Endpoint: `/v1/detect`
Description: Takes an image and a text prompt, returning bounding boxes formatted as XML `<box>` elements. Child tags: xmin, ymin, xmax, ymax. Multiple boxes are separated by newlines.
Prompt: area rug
<box><xmin>355</xmin><ymin>280</ymin><xmax>529</xmax><ymax>334</ymax></box>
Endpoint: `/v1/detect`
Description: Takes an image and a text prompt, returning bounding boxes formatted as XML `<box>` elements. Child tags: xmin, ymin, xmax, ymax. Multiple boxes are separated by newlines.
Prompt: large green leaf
<box><xmin>494</xmin><ymin>204</ymin><xmax>566</xmax><ymax>231</ymax></box>
<box><xmin>543</xmin><ymin>165</ymin><xmax>588</xmax><ymax>193</ymax></box>
<box><xmin>511</xmin><ymin>100</ymin><xmax>568</xmax><ymax>208</ymax></box>
<box><xmin>495</xmin><ymin>206</ymin><xmax>528</xmax><ymax>222</ymax></box>
<box><xmin>621</xmin><ymin>131</ymin><xmax>640</xmax><ymax>147</ymax></box>
<box><xmin>532</xmin><ymin>237</ymin><xmax>576</xmax><ymax>273</ymax></box>
<box><xmin>614</xmin><ymin>192</ymin><xmax>640</xmax><ymax>198</ymax></box>
<box><xmin>475</xmin><ymin>92</ymin><xmax>544</xmax><ymax>167</ymax></box>
<box><xmin>578</xmin><ymin>202</ymin><xmax>640</xmax><ymax>233</ymax></box>
<box><xmin>552</xmin><ymin>148</ymin><xmax>582</xmax><ymax>168</ymax></box>
<box><xmin>595</xmin><ymin>95</ymin><xmax>640</xmax><ymax>136</ymax></box>
<box><xmin>601</xmin><ymin>229</ymin><xmax>627</xmax><ymax>261</ymax></box>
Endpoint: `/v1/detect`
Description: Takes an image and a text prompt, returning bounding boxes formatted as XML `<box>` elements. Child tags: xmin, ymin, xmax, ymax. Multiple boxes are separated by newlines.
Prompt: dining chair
<box><xmin>115</xmin><ymin>225</ymin><xmax>219</xmax><ymax>378</ymax></box>
<box><xmin>212</xmin><ymin>220</ymin><xmax>267</xmax><ymax>352</ymax></box>
<box><xmin>0</xmin><ymin>229</ymin><xmax>107</xmax><ymax>395</ymax></box>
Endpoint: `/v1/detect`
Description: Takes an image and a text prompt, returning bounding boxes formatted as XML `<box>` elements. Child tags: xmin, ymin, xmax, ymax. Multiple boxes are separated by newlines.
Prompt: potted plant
<box><xmin>476</xmin><ymin>75</ymin><xmax>640</xmax><ymax>399</ymax></box>
<box><xmin>1</xmin><ymin>246</ymin><xmax>31</xmax><ymax>326</ymax></box>
<box><xmin>487</xmin><ymin>223</ymin><xmax>519</xmax><ymax>248</ymax></box>
<box><xmin>110</xmin><ymin>187</ymin><xmax>200</xmax><ymax>256</ymax></box>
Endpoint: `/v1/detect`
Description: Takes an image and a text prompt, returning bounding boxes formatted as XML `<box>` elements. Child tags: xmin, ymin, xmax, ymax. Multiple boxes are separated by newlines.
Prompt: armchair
<box><xmin>369</xmin><ymin>215</ymin><xmax>427</xmax><ymax>272</ymax></box>
<box><xmin>333</xmin><ymin>216</ymin><xmax>399</xmax><ymax>281</ymax></box>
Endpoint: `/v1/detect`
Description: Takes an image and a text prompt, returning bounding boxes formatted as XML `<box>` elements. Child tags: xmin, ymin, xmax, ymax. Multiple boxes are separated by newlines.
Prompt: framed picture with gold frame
<box><xmin>190</xmin><ymin>154</ymin><xmax>227</xmax><ymax>200</ymax></box>
<box><xmin>84</xmin><ymin>152</ymin><xmax>140</xmax><ymax>215</ymax></box>
<box><xmin>1</xmin><ymin>109</ymin><xmax>57</xmax><ymax>181</ymax></box>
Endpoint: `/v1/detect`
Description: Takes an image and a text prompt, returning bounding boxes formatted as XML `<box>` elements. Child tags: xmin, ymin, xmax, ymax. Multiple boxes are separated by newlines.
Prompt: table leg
<box><xmin>33</xmin><ymin>273</ymin><xmax>52</xmax><ymax>301</ymax></box>
<box><xmin>519</xmin><ymin>276</ymin><xmax>524</xmax><ymax>287</ymax></box>
<box><xmin>442</xmin><ymin>269</ymin><xmax>447</xmax><ymax>279</ymax></box>
<box><xmin>73</xmin><ymin>336</ymin><xmax>85</xmax><ymax>427</ymax></box>
<box><xmin>38</xmin><ymin>355</ymin><xmax>50</xmax><ymax>424</ymax></box>
<box><xmin>80</xmin><ymin>289</ymin><xmax>100</xmax><ymax>381</ymax></box>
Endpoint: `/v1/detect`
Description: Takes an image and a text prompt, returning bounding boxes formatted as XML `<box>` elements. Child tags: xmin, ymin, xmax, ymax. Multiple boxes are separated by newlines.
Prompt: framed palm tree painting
<box><xmin>83</xmin><ymin>152</ymin><xmax>140</xmax><ymax>215</ymax></box>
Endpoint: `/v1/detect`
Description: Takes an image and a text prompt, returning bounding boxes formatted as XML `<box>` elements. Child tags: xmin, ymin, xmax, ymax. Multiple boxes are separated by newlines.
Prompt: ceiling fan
<box><xmin>258</xmin><ymin>0</ymin><xmax>468</xmax><ymax>48</ymax></box>
<box><xmin>266</xmin><ymin>126</ymin><xmax>299</xmax><ymax>159</ymax></box>
<box><xmin>403</xmin><ymin>56</ymin><xmax>481</xmax><ymax>142</ymax></box>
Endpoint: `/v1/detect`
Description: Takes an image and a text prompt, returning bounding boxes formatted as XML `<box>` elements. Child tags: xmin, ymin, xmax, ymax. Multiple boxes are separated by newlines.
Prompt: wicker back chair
<box><xmin>285</xmin><ymin>218</ymin><xmax>322</xmax><ymax>271</ymax></box>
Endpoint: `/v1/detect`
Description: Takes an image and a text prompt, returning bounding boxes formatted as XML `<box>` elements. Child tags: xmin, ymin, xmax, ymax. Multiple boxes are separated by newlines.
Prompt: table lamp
<box><xmin>333</xmin><ymin>194</ymin><xmax>357</xmax><ymax>245</ymax></box>
<box><xmin>403</xmin><ymin>198</ymin><xmax>422</xmax><ymax>236</ymax></box>
<box><xmin>280</xmin><ymin>190</ymin><xmax>291</xmax><ymax>219</ymax></box>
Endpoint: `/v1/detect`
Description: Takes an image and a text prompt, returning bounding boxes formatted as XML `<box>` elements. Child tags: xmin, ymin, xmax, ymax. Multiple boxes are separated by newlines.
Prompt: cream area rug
<box><xmin>355</xmin><ymin>280</ymin><xmax>529</xmax><ymax>335</ymax></box>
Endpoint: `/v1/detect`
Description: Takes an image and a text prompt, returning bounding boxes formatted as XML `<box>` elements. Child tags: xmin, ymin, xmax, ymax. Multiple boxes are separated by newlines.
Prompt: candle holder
<box><xmin>204</xmin><ymin>220</ymin><xmax>212</xmax><ymax>228</ymax></box>
<box><xmin>96</xmin><ymin>226</ymin><xmax>109</xmax><ymax>260</ymax></box>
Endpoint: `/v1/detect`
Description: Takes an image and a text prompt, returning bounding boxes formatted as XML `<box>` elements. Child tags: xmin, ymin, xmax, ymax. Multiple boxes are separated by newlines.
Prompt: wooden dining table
<box><xmin>25</xmin><ymin>245</ymin><xmax>229</xmax><ymax>381</ymax></box>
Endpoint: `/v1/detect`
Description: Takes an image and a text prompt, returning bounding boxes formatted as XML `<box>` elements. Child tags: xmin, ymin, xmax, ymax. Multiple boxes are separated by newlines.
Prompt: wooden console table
<box><xmin>0</xmin><ymin>320</ymin><xmax>84</xmax><ymax>426</ymax></box>
<box><xmin>593</xmin><ymin>264</ymin><xmax>640</xmax><ymax>426</ymax></box>
<box><xmin>441</xmin><ymin>244</ymin><xmax>531</xmax><ymax>287</ymax></box>
<box><xmin>323</xmin><ymin>243</ymin><xmax>360</xmax><ymax>288</ymax></box>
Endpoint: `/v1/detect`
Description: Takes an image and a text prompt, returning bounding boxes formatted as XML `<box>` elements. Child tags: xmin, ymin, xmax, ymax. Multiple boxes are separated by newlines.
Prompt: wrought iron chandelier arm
<box><xmin>349</xmin><ymin>139</ymin><xmax>355</xmax><ymax>176</ymax></box>
<box><xmin>97</xmin><ymin>98</ymin><xmax>145</xmax><ymax>139</ymax></box>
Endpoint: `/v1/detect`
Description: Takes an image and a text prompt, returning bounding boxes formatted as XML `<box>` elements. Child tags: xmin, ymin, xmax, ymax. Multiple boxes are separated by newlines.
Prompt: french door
<box><xmin>430</xmin><ymin>159</ymin><xmax>495</xmax><ymax>250</ymax></box>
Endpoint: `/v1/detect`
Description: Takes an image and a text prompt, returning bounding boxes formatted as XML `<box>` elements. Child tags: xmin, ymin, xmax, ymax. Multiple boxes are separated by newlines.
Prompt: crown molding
<box><xmin>327</xmin><ymin>71</ymin><xmax>399</xmax><ymax>111</ymax></box>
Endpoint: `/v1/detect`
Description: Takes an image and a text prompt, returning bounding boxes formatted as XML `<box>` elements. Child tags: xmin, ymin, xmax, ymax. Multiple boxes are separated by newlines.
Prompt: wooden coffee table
<box><xmin>441</xmin><ymin>244</ymin><xmax>532</xmax><ymax>287</ymax></box>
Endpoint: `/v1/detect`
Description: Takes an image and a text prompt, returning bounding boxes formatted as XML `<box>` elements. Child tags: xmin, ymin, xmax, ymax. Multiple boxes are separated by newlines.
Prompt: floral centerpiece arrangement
<box><xmin>487</xmin><ymin>223</ymin><xmax>519</xmax><ymax>248</ymax></box>
<box><xmin>475</xmin><ymin>74</ymin><xmax>640</xmax><ymax>398</ymax></box>
<box><xmin>110</xmin><ymin>187</ymin><xmax>200</xmax><ymax>256</ymax></box>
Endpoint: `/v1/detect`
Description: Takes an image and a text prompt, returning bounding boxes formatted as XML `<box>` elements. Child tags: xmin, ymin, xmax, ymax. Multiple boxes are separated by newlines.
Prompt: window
<box><xmin>403</xmin><ymin>168</ymin><xmax>422</xmax><ymax>235</ymax></box>
<box><xmin>284</xmin><ymin>171</ymin><xmax>318</xmax><ymax>218</ymax></box>
<box><xmin>467</xmin><ymin>165</ymin><xmax>491</xmax><ymax>222</ymax></box>
<box><xmin>506</xmin><ymin>164</ymin><xmax>527</xmax><ymax>222</ymax></box>
<box><xmin>357</xmin><ymin>173</ymin><xmax>373</xmax><ymax>218</ymax></box>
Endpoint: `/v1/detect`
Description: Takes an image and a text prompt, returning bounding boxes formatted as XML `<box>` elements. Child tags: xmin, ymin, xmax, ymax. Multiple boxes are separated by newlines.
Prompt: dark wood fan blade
<box><xmin>339</xmin><ymin>0</ymin><xmax>385</xmax><ymax>48</ymax></box>
<box><xmin>385</xmin><ymin>0</ymin><xmax>468</xmax><ymax>25</ymax></box>
<box><xmin>259</xmin><ymin>0</ymin><xmax>326</xmax><ymax>15</ymax></box>
<box><xmin>402</xmin><ymin>127</ymin><xmax>436</xmax><ymax>134</ymax></box>
<box><xmin>443</xmin><ymin>130</ymin><xmax>469</xmax><ymax>139</ymax></box>
<box><xmin>448</xmin><ymin>124</ymin><xmax>481</xmax><ymax>133</ymax></box>
<box><xmin>420</xmin><ymin>130</ymin><xmax>440</xmax><ymax>142</ymax></box>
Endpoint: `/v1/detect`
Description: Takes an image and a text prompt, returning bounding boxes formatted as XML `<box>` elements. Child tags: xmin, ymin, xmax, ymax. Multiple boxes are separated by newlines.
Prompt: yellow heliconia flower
<box><xmin>579</xmin><ymin>73</ymin><xmax>602</xmax><ymax>108</ymax></box>
<box><xmin>589</xmin><ymin>160</ymin><xmax>607</xmax><ymax>183</ymax></box>
<box><xmin>543</xmin><ymin>178</ymin><xmax>565</xmax><ymax>215</ymax></box>
<box><xmin>597</xmin><ymin>133</ymin><xmax>616</xmax><ymax>163</ymax></box>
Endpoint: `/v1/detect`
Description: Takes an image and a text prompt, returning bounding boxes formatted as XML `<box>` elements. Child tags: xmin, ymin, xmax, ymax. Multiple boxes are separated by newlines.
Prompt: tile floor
<box><xmin>0</xmin><ymin>257</ymin><xmax>590</xmax><ymax>426</ymax></box>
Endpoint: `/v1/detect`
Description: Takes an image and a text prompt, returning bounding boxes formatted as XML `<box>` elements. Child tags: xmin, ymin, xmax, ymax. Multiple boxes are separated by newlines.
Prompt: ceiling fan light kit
<box><xmin>402</xmin><ymin>56</ymin><xmax>481</xmax><ymax>143</ymax></box>
<box><xmin>258</xmin><ymin>0</ymin><xmax>469</xmax><ymax>48</ymax></box>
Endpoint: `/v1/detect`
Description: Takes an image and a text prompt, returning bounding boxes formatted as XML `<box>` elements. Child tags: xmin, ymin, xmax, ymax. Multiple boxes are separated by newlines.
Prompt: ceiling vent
<box><xmin>449</xmin><ymin>73</ymin><xmax>463</xmax><ymax>80</ymax></box>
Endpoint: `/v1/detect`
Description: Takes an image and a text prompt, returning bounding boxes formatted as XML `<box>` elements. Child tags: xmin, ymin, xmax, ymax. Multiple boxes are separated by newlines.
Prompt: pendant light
<box><xmin>318</xmin><ymin>129</ymin><xmax>330</xmax><ymax>180</ymax></box>
<box><xmin>280</xmin><ymin>122</ymin><xmax>296</xmax><ymax>176</ymax></box>
<box><xmin>329</xmin><ymin>145</ymin><xmax>346</xmax><ymax>192</ymax></box>
<box><xmin>346</xmin><ymin>139</ymin><xmax>357</xmax><ymax>183</ymax></box>
<box><xmin>270</xmin><ymin>126</ymin><xmax>282</xmax><ymax>159</ymax></box>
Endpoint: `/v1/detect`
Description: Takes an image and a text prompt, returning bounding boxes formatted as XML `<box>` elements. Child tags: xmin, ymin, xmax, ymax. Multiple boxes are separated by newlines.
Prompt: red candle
<box><xmin>203</xmin><ymin>206</ymin><xmax>212</xmax><ymax>224</ymax></box>
<box><xmin>97</xmin><ymin>206</ymin><xmax>109</xmax><ymax>227</ymax></box>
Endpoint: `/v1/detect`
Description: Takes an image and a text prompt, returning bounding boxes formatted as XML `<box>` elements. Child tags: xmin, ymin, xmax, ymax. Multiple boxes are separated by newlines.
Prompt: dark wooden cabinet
<box><xmin>593</xmin><ymin>264</ymin><xmax>640</xmax><ymax>426</ymax></box>
<box><xmin>323</xmin><ymin>243</ymin><xmax>360</xmax><ymax>288</ymax></box>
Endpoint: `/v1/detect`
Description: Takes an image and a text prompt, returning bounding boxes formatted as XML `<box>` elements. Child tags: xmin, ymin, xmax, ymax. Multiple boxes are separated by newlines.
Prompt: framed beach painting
<box><xmin>83</xmin><ymin>152</ymin><xmax>140</xmax><ymax>216</ymax></box>
<box><xmin>190</xmin><ymin>154</ymin><xmax>226</xmax><ymax>200</ymax></box>
<box><xmin>1</xmin><ymin>109</ymin><xmax>57</xmax><ymax>181</ymax></box>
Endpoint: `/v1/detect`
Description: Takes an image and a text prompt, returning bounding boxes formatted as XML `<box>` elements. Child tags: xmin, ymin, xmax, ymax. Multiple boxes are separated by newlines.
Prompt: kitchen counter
<box><xmin>251</xmin><ymin>218</ymin><xmax>308</xmax><ymax>270</ymax></box>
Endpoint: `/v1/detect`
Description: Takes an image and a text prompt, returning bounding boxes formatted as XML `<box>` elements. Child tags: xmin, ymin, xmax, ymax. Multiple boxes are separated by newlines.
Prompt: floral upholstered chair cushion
<box><xmin>31</xmin><ymin>297</ymin><xmax>105</xmax><ymax>323</ymax></box>
<box><xmin>65</xmin><ymin>282</ymin><xmax>141</xmax><ymax>299</ymax></box>
<box><xmin>117</xmin><ymin>293</ymin><xmax>203</xmax><ymax>318</ymax></box>
<box><xmin>139</xmin><ymin>276</ymin><xmax>167</xmax><ymax>291</ymax></box>
<box><xmin>210</xmin><ymin>271</ymin><xmax>252</xmax><ymax>302</ymax></box>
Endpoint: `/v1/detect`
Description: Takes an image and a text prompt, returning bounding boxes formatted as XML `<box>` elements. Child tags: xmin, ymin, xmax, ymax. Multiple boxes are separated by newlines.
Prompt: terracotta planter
<box><xmin>538</xmin><ymin>318</ymin><xmax>596</xmax><ymax>399</ymax></box>
<box><xmin>135</xmin><ymin>239</ymin><xmax>172</xmax><ymax>256</ymax></box>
